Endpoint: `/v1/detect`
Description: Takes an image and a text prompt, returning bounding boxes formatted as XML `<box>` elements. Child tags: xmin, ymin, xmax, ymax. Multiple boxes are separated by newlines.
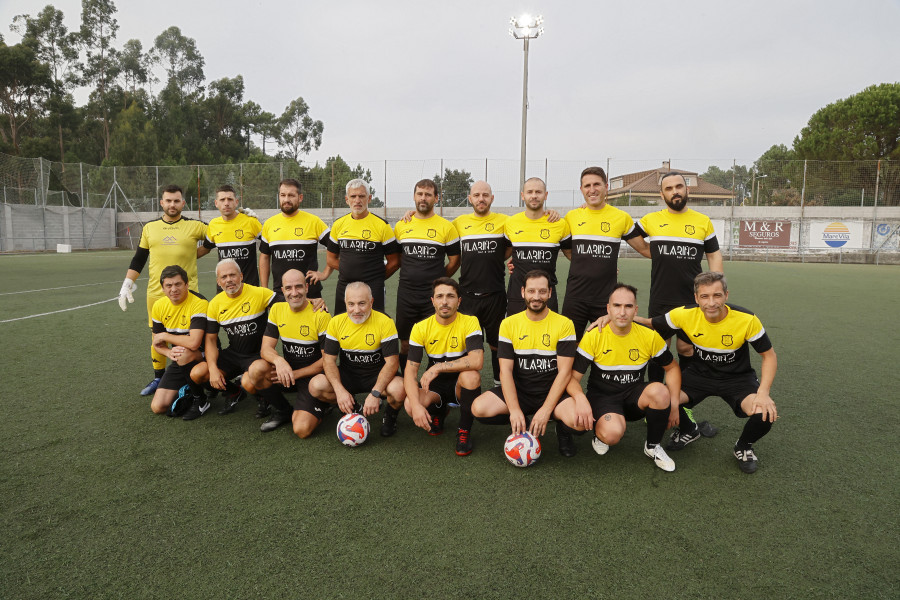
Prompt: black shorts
<box><xmin>215</xmin><ymin>348</ymin><xmax>259</xmax><ymax>380</ymax></box>
<box><xmin>506</xmin><ymin>292</ymin><xmax>559</xmax><ymax>318</ymax></box>
<box><xmin>648</xmin><ymin>300</ymin><xmax>686</xmax><ymax>319</ymax></box>
<box><xmin>427</xmin><ymin>376</ymin><xmax>459</xmax><ymax>408</ymax></box>
<box><xmin>562</xmin><ymin>297</ymin><xmax>608</xmax><ymax>341</ymax></box>
<box><xmin>289</xmin><ymin>376</ymin><xmax>332</xmax><ymax>419</ymax></box>
<box><xmin>489</xmin><ymin>384</ymin><xmax>570</xmax><ymax>415</ymax></box>
<box><xmin>459</xmin><ymin>290</ymin><xmax>505</xmax><ymax>347</ymax></box>
<box><xmin>588</xmin><ymin>384</ymin><xmax>648</xmax><ymax>421</ymax></box>
<box><xmin>337</xmin><ymin>367</ymin><xmax>381</xmax><ymax>397</ymax></box>
<box><xmin>159</xmin><ymin>360</ymin><xmax>201</xmax><ymax>391</ymax></box>
<box><xmin>681</xmin><ymin>369</ymin><xmax>760</xmax><ymax>418</ymax></box>
<box><xmin>396</xmin><ymin>288</ymin><xmax>436</xmax><ymax>341</ymax></box>
<box><xmin>334</xmin><ymin>278</ymin><xmax>386</xmax><ymax>315</ymax></box>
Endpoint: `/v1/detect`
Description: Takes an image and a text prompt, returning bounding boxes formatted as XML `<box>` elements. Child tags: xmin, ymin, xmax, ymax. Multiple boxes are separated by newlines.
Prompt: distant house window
<box><xmin>684</xmin><ymin>177</ymin><xmax>693</xmax><ymax>186</ymax></box>
<box><xmin>610</xmin><ymin>178</ymin><xmax>623</xmax><ymax>190</ymax></box>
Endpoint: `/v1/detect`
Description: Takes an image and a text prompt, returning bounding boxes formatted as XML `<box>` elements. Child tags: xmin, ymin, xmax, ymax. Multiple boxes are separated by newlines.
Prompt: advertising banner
<box><xmin>738</xmin><ymin>220</ymin><xmax>792</xmax><ymax>247</ymax></box>
<box><xmin>807</xmin><ymin>221</ymin><xmax>865</xmax><ymax>250</ymax></box>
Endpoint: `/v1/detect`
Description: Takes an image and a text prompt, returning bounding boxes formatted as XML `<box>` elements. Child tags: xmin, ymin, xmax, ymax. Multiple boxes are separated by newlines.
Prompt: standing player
<box><xmin>202</xmin><ymin>184</ymin><xmax>263</xmax><ymax>286</ymax></box>
<box><xmin>555</xmin><ymin>284</ymin><xmax>680</xmax><ymax>471</ymax></box>
<box><xmin>649</xmin><ymin>272</ymin><xmax>777</xmax><ymax>474</ymax></box>
<box><xmin>185</xmin><ymin>259</ymin><xmax>281</xmax><ymax>426</ymax></box>
<box><xmin>259</xmin><ymin>178</ymin><xmax>332</xmax><ymax>299</ymax></box>
<box><xmin>148</xmin><ymin>265</ymin><xmax>208</xmax><ymax>416</ymax></box>
<box><xmin>563</xmin><ymin>167</ymin><xmax>649</xmax><ymax>339</ymax></box>
<box><xmin>504</xmin><ymin>178</ymin><xmax>571</xmax><ymax>316</ymax></box>
<box><xmin>394</xmin><ymin>179</ymin><xmax>460</xmax><ymax>371</ymax></box>
<box><xmin>243</xmin><ymin>269</ymin><xmax>332</xmax><ymax>438</ymax></box>
<box><xmin>471</xmin><ymin>270</ymin><xmax>578</xmax><ymax>456</ymax></box>
<box><xmin>404</xmin><ymin>277</ymin><xmax>483</xmax><ymax>456</ymax></box>
<box><xmin>326</xmin><ymin>179</ymin><xmax>400</xmax><ymax>314</ymax></box>
<box><xmin>118</xmin><ymin>184</ymin><xmax>208</xmax><ymax>396</ymax></box>
<box><xmin>309</xmin><ymin>282</ymin><xmax>406</xmax><ymax>437</ymax></box>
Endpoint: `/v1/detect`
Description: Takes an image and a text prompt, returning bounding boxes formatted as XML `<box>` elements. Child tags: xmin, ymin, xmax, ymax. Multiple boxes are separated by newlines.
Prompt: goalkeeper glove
<box><xmin>118</xmin><ymin>278</ymin><xmax>137</xmax><ymax>311</ymax></box>
<box><xmin>238</xmin><ymin>207</ymin><xmax>259</xmax><ymax>219</ymax></box>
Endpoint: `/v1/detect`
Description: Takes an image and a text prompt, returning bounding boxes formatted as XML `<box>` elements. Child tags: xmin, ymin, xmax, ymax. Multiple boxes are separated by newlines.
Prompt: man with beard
<box><xmin>504</xmin><ymin>178</ymin><xmax>571</xmax><ymax>316</ymax></box>
<box><xmin>309</xmin><ymin>282</ymin><xmax>406</xmax><ymax>437</ymax></box>
<box><xmin>259</xmin><ymin>178</ymin><xmax>332</xmax><ymax>299</ymax></box>
<box><xmin>394</xmin><ymin>179</ymin><xmax>460</xmax><ymax>373</ymax></box>
<box><xmin>185</xmin><ymin>259</ymin><xmax>281</xmax><ymax>426</ymax></box>
<box><xmin>403</xmin><ymin>277</ymin><xmax>483</xmax><ymax>456</ymax></box>
<box><xmin>118</xmin><ymin>184</ymin><xmax>209</xmax><ymax>396</ymax></box>
<box><xmin>203</xmin><ymin>184</ymin><xmax>263</xmax><ymax>286</ymax></box>
<box><xmin>243</xmin><ymin>269</ymin><xmax>332</xmax><ymax>437</ymax></box>
<box><xmin>326</xmin><ymin>179</ymin><xmax>400</xmax><ymax>314</ymax></box>
<box><xmin>471</xmin><ymin>270</ymin><xmax>579</xmax><ymax>457</ymax></box>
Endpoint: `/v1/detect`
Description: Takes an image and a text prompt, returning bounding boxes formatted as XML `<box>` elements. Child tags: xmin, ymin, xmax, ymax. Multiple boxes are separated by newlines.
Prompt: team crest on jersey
<box><xmin>722</xmin><ymin>335</ymin><xmax>733</xmax><ymax>346</ymax></box>
<box><xmin>485</xmin><ymin>223</ymin><xmax>494</xmax><ymax>232</ymax></box>
<box><xmin>601</xmin><ymin>222</ymin><xmax>611</xmax><ymax>233</ymax></box>
<box><xmin>241</xmin><ymin>302</ymin><xmax>251</xmax><ymax>313</ymax></box>
<box><xmin>450</xmin><ymin>336</ymin><xmax>459</xmax><ymax>348</ymax></box>
<box><xmin>427</xmin><ymin>229</ymin><xmax>437</xmax><ymax>238</ymax></box>
<box><xmin>235</xmin><ymin>229</ymin><xmax>244</xmax><ymax>239</ymax></box>
<box><xmin>295</xmin><ymin>227</ymin><xmax>304</xmax><ymax>236</ymax></box>
<box><xmin>542</xmin><ymin>334</ymin><xmax>551</xmax><ymax>347</ymax></box>
<box><xmin>540</xmin><ymin>229</ymin><xmax>550</xmax><ymax>239</ymax></box>
<box><xmin>685</xmin><ymin>225</ymin><xmax>696</xmax><ymax>235</ymax></box>
<box><xmin>300</xmin><ymin>325</ymin><xmax>310</xmax><ymax>336</ymax></box>
<box><xmin>362</xmin><ymin>230</ymin><xmax>371</xmax><ymax>239</ymax></box>
<box><xmin>365</xmin><ymin>333</ymin><xmax>375</xmax><ymax>346</ymax></box>
<box><xmin>629</xmin><ymin>348</ymin><xmax>640</xmax><ymax>361</ymax></box>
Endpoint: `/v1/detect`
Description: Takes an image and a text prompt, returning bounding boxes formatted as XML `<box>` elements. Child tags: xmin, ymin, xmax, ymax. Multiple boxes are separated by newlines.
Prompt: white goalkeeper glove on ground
<box><xmin>119</xmin><ymin>278</ymin><xmax>137</xmax><ymax>311</ymax></box>
<box><xmin>238</xmin><ymin>207</ymin><xmax>259</xmax><ymax>219</ymax></box>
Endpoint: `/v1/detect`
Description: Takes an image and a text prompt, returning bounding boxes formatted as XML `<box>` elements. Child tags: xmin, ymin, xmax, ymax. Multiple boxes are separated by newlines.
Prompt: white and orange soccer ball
<box><xmin>504</xmin><ymin>432</ymin><xmax>541</xmax><ymax>467</ymax></box>
<box><xmin>337</xmin><ymin>413</ymin><xmax>369</xmax><ymax>447</ymax></box>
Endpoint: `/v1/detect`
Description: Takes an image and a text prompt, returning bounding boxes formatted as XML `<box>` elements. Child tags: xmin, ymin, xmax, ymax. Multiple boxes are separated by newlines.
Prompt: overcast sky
<box><xmin>3</xmin><ymin>0</ymin><xmax>899</xmax><ymax>182</ymax></box>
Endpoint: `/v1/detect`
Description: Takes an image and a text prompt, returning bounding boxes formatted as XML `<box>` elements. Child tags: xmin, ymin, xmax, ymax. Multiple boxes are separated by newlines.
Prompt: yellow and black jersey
<box><xmin>206</xmin><ymin>284</ymin><xmax>276</xmax><ymax>356</ymax></box>
<box><xmin>323</xmin><ymin>310</ymin><xmax>399</xmax><ymax>380</ymax></box>
<box><xmin>504</xmin><ymin>212</ymin><xmax>571</xmax><ymax>299</ymax></box>
<box><xmin>136</xmin><ymin>217</ymin><xmax>207</xmax><ymax>296</ymax></box>
<box><xmin>259</xmin><ymin>211</ymin><xmax>330</xmax><ymax>294</ymax></box>
<box><xmin>204</xmin><ymin>213</ymin><xmax>262</xmax><ymax>286</ymax></box>
<box><xmin>498</xmin><ymin>310</ymin><xmax>576</xmax><ymax>396</ymax></box>
<box><xmin>651</xmin><ymin>304</ymin><xmax>771</xmax><ymax>379</ymax></box>
<box><xmin>574</xmin><ymin>322</ymin><xmax>673</xmax><ymax>395</ymax></box>
<box><xmin>328</xmin><ymin>212</ymin><xmax>399</xmax><ymax>284</ymax></box>
<box><xmin>264</xmin><ymin>301</ymin><xmax>331</xmax><ymax>370</ymax></box>
<box><xmin>564</xmin><ymin>205</ymin><xmax>641</xmax><ymax>302</ymax></box>
<box><xmin>635</xmin><ymin>209</ymin><xmax>720</xmax><ymax>307</ymax></box>
<box><xmin>452</xmin><ymin>212</ymin><xmax>509</xmax><ymax>294</ymax></box>
<box><xmin>151</xmin><ymin>290</ymin><xmax>209</xmax><ymax>336</ymax></box>
<box><xmin>408</xmin><ymin>313</ymin><xmax>483</xmax><ymax>386</ymax></box>
<box><xmin>394</xmin><ymin>214</ymin><xmax>460</xmax><ymax>293</ymax></box>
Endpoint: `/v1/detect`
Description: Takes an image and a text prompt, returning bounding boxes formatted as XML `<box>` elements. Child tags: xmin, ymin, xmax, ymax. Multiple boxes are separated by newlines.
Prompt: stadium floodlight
<box><xmin>509</xmin><ymin>14</ymin><xmax>544</xmax><ymax>203</ymax></box>
<box><xmin>756</xmin><ymin>173</ymin><xmax>768</xmax><ymax>205</ymax></box>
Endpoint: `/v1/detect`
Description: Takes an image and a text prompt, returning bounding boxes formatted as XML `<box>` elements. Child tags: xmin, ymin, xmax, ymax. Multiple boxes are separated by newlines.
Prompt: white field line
<box><xmin>0</xmin><ymin>269</ymin><xmax>216</xmax><ymax>296</ymax></box>
<box><xmin>0</xmin><ymin>297</ymin><xmax>118</xmax><ymax>323</ymax></box>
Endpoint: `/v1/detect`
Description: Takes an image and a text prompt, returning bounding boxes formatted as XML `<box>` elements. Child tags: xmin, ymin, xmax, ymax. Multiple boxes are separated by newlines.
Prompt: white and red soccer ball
<box><xmin>337</xmin><ymin>413</ymin><xmax>369</xmax><ymax>447</ymax></box>
<box><xmin>504</xmin><ymin>432</ymin><xmax>541</xmax><ymax>467</ymax></box>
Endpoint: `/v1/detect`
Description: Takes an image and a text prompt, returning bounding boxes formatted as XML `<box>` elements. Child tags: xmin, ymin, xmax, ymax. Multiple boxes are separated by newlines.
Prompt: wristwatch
<box><xmin>370</xmin><ymin>389</ymin><xmax>382</xmax><ymax>399</ymax></box>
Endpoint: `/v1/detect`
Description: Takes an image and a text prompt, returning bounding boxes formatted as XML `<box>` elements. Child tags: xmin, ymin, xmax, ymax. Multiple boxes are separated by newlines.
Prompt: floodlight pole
<box><xmin>519</xmin><ymin>36</ymin><xmax>530</xmax><ymax>205</ymax></box>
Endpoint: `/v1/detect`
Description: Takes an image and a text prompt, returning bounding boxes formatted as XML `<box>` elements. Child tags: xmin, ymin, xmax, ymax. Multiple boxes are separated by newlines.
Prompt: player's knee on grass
<box><xmin>595</xmin><ymin>414</ymin><xmax>626</xmax><ymax>445</ymax></box>
<box><xmin>641</xmin><ymin>382</ymin><xmax>671</xmax><ymax>411</ymax></box>
<box><xmin>292</xmin><ymin>411</ymin><xmax>319</xmax><ymax>439</ymax></box>
<box><xmin>150</xmin><ymin>389</ymin><xmax>175</xmax><ymax>414</ymax></box>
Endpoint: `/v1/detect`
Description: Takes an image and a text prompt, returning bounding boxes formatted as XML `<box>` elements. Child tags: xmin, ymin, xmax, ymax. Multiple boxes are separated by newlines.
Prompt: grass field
<box><xmin>1</xmin><ymin>251</ymin><xmax>898</xmax><ymax>599</ymax></box>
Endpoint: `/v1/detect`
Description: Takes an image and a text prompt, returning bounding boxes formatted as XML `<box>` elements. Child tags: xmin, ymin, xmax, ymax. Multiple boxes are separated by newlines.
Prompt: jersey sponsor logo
<box><xmin>515</xmin><ymin>249</ymin><xmax>553</xmax><ymax>261</ymax></box>
<box><xmin>300</xmin><ymin>325</ymin><xmax>310</xmax><ymax>336</ymax></box>
<box><xmin>235</xmin><ymin>229</ymin><xmax>244</xmax><ymax>239</ymax></box>
<box><xmin>340</xmin><ymin>239</ymin><xmax>377</xmax><ymax>251</ymax></box>
<box><xmin>601</xmin><ymin>222</ymin><xmax>610</xmax><ymax>233</ymax></box>
<box><xmin>365</xmin><ymin>333</ymin><xmax>375</xmax><ymax>346</ymax></box>
<box><xmin>541</xmin><ymin>334</ymin><xmax>550</xmax><ymax>347</ymax></box>
<box><xmin>629</xmin><ymin>348</ymin><xmax>639</xmax><ymax>361</ymax></box>
<box><xmin>427</xmin><ymin>229</ymin><xmax>437</xmax><ymax>238</ymax></box>
<box><xmin>273</xmin><ymin>248</ymin><xmax>307</xmax><ymax>260</ymax></box>
<box><xmin>540</xmin><ymin>229</ymin><xmax>550</xmax><ymax>239</ymax></box>
<box><xmin>220</xmin><ymin>246</ymin><xmax>250</xmax><ymax>259</ymax></box>
<box><xmin>685</xmin><ymin>225</ymin><xmax>696</xmax><ymax>235</ymax></box>
<box><xmin>347</xmin><ymin>351</ymin><xmax>382</xmax><ymax>364</ymax></box>
<box><xmin>450</xmin><ymin>336</ymin><xmax>459</xmax><ymax>348</ymax></box>
<box><xmin>225</xmin><ymin>321</ymin><xmax>258</xmax><ymax>336</ymax></box>
<box><xmin>657</xmin><ymin>244</ymin><xmax>698</xmax><ymax>257</ymax></box>
<box><xmin>485</xmin><ymin>223</ymin><xmax>494</xmax><ymax>232</ymax></box>
<box><xmin>575</xmin><ymin>242</ymin><xmax>613</xmax><ymax>257</ymax></box>
<box><xmin>518</xmin><ymin>356</ymin><xmax>557</xmax><ymax>372</ymax></box>
<box><xmin>285</xmin><ymin>344</ymin><xmax>316</xmax><ymax>357</ymax></box>
<box><xmin>602</xmin><ymin>371</ymin><xmax>641</xmax><ymax>384</ymax></box>
<box><xmin>462</xmin><ymin>239</ymin><xmax>499</xmax><ymax>253</ymax></box>
<box><xmin>241</xmin><ymin>302</ymin><xmax>251</xmax><ymax>313</ymax></box>
<box><xmin>722</xmin><ymin>335</ymin><xmax>733</xmax><ymax>346</ymax></box>
<box><xmin>162</xmin><ymin>235</ymin><xmax>178</xmax><ymax>245</ymax></box>
<box><xmin>696</xmin><ymin>348</ymin><xmax>736</xmax><ymax>364</ymax></box>
<box><xmin>404</xmin><ymin>244</ymin><xmax>439</xmax><ymax>257</ymax></box>
<box><xmin>362</xmin><ymin>230</ymin><xmax>372</xmax><ymax>239</ymax></box>
<box><xmin>295</xmin><ymin>227</ymin><xmax>304</xmax><ymax>236</ymax></box>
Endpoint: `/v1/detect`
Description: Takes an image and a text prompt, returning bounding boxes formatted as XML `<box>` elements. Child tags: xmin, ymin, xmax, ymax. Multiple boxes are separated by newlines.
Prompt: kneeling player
<box><xmin>556</xmin><ymin>284</ymin><xmax>680</xmax><ymax>471</ymax></box>
<box><xmin>471</xmin><ymin>270</ymin><xmax>578</xmax><ymax>456</ymax></box>
<box><xmin>243</xmin><ymin>269</ymin><xmax>332</xmax><ymax>438</ymax></box>
<box><xmin>148</xmin><ymin>265</ymin><xmax>208</xmax><ymax>415</ymax></box>
<box><xmin>309</xmin><ymin>282</ymin><xmax>406</xmax><ymax>437</ymax></box>
<box><xmin>403</xmin><ymin>277</ymin><xmax>483</xmax><ymax>456</ymax></box>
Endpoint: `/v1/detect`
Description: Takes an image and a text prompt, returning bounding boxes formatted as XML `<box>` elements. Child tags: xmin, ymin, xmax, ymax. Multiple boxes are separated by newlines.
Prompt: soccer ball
<box><xmin>504</xmin><ymin>432</ymin><xmax>541</xmax><ymax>467</ymax></box>
<box><xmin>337</xmin><ymin>413</ymin><xmax>370</xmax><ymax>447</ymax></box>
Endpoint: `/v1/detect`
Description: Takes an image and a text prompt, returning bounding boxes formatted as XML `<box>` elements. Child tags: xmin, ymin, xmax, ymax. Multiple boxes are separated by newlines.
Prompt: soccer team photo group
<box><xmin>123</xmin><ymin>169</ymin><xmax>778</xmax><ymax>474</ymax></box>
